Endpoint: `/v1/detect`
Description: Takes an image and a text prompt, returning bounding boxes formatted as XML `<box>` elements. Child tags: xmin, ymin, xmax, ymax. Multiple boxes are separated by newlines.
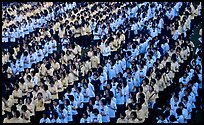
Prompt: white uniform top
<box><xmin>108</xmin><ymin>65</ymin><xmax>117</xmax><ymax>80</ymax></box>
<box><xmin>2</xmin><ymin>31</ymin><xmax>9</xmax><ymax>42</ymax></box>
<box><xmin>57</xmin><ymin>109</ymin><xmax>68</xmax><ymax>123</ymax></box>
<box><xmin>51</xmin><ymin>118</ymin><xmax>61</xmax><ymax>123</ymax></box>
<box><xmin>83</xmin><ymin>88</ymin><xmax>90</xmax><ymax>103</ymax></box>
<box><xmin>107</xmin><ymin>100</ymin><xmax>117</xmax><ymax>118</ymax></box>
<box><xmin>102</xmin><ymin>46</ymin><xmax>111</xmax><ymax>57</ymax></box>
<box><xmin>70</xmin><ymin>100</ymin><xmax>78</xmax><ymax>115</ymax></box>
<box><xmin>115</xmin><ymin>88</ymin><xmax>124</xmax><ymax>105</ymax></box>
<box><xmin>99</xmin><ymin>106</ymin><xmax>110</xmax><ymax>123</ymax></box>
<box><xmin>80</xmin><ymin>117</ymin><xmax>91</xmax><ymax>123</ymax></box>
<box><xmin>10</xmin><ymin>31</ymin><xmax>16</xmax><ymax>42</ymax></box>
<box><xmin>40</xmin><ymin>118</ymin><xmax>51</xmax><ymax>123</ymax></box>
<box><xmin>90</xmin><ymin>114</ymin><xmax>102</xmax><ymax>123</ymax></box>
<box><xmin>75</xmin><ymin>92</ymin><xmax>84</xmax><ymax>109</ymax></box>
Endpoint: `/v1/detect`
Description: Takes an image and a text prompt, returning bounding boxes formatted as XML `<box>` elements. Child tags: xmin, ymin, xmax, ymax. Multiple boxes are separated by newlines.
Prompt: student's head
<box><xmin>33</xmin><ymin>85</ymin><xmax>39</xmax><ymax>92</ymax></box>
<box><xmin>69</xmin><ymin>95</ymin><xmax>74</xmax><ymax>102</ymax></box>
<box><xmin>178</xmin><ymin>102</ymin><xmax>184</xmax><ymax>109</ymax></box>
<box><xmin>21</xmin><ymin>105</ymin><xmax>28</xmax><ymax>112</ymax></box>
<box><xmin>176</xmin><ymin>108</ymin><xmax>182</xmax><ymax>116</ymax></box>
<box><xmin>120</xmin><ymin>111</ymin><xmax>126</xmax><ymax>119</ymax></box>
<box><xmin>64</xmin><ymin>99</ymin><xmax>70</xmax><ymax>106</ymax></box>
<box><xmin>59</xmin><ymin>104</ymin><xmax>65</xmax><ymax>112</ymax></box>
<box><xmin>15</xmin><ymin>110</ymin><xmax>21</xmax><ymax>118</ymax></box>
<box><xmin>82</xmin><ymin>111</ymin><xmax>88</xmax><ymax>118</ymax></box>
<box><xmin>93</xmin><ymin>108</ymin><xmax>99</xmax><ymax>115</ymax></box>
<box><xmin>53</xmin><ymin>111</ymin><xmax>58</xmax><ymax>119</ymax></box>
<box><xmin>43</xmin><ymin>111</ymin><xmax>48</xmax><ymax>118</ymax></box>
<box><xmin>37</xmin><ymin>92</ymin><xmax>43</xmax><ymax>100</ymax></box>
<box><xmin>53</xmin><ymin>99</ymin><xmax>59</xmax><ymax>106</ymax></box>
<box><xmin>7</xmin><ymin>112</ymin><xmax>13</xmax><ymax>119</ymax></box>
<box><xmin>18</xmin><ymin>98</ymin><xmax>23</xmax><ymax>105</ymax></box>
<box><xmin>127</xmin><ymin>103</ymin><xmax>133</xmax><ymax>110</ymax></box>
<box><xmin>169</xmin><ymin>115</ymin><xmax>177</xmax><ymax>122</ymax></box>
<box><xmin>130</xmin><ymin>111</ymin><xmax>137</xmax><ymax>119</ymax></box>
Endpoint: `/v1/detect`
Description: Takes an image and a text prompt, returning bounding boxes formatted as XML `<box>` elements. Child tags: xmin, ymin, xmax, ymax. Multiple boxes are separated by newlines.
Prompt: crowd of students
<box><xmin>2</xmin><ymin>2</ymin><xmax>202</xmax><ymax>123</ymax></box>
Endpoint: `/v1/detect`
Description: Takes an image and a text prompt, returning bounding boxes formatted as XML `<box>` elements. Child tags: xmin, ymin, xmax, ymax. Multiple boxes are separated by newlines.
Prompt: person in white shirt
<box><xmin>157</xmin><ymin>113</ymin><xmax>168</xmax><ymax>123</ymax></box>
<box><xmin>176</xmin><ymin>108</ymin><xmax>186</xmax><ymax>123</ymax></box>
<box><xmin>115</xmin><ymin>84</ymin><xmax>125</xmax><ymax>118</ymax></box>
<box><xmin>82</xmin><ymin>83</ymin><xmax>90</xmax><ymax>110</ymax></box>
<box><xmin>80</xmin><ymin>111</ymin><xmax>91</xmax><ymax>123</ymax></box>
<box><xmin>51</xmin><ymin>112</ymin><xmax>61</xmax><ymax>123</ymax></box>
<box><xmin>69</xmin><ymin>95</ymin><xmax>78</xmax><ymax>122</ymax></box>
<box><xmin>126</xmin><ymin>73</ymin><xmax>136</xmax><ymax>93</ymax></box>
<box><xmin>102</xmin><ymin>42</ymin><xmax>111</xmax><ymax>57</ymax></box>
<box><xmin>2</xmin><ymin>28</ymin><xmax>9</xmax><ymax>50</ymax></box>
<box><xmin>108</xmin><ymin>61</ymin><xmax>117</xmax><ymax>80</ymax></box>
<box><xmin>64</xmin><ymin>99</ymin><xmax>73</xmax><ymax>123</ymax></box>
<box><xmin>99</xmin><ymin>99</ymin><xmax>110</xmax><ymax>123</ymax></box>
<box><xmin>36</xmin><ymin>45</ymin><xmax>44</xmax><ymax>62</ymax></box>
<box><xmin>23</xmin><ymin>51</ymin><xmax>31</xmax><ymax>69</ymax></box>
<box><xmin>39</xmin><ymin>112</ymin><xmax>51</xmax><ymax>123</ymax></box>
<box><xmin>51</xmin><ymin>37</ymin><xmax>57</xmax><ymax>52</ymax></box>
<box><xmin>57</xmin><ymin>104</ymin><xmax>68</xmax><ymax>123</ymax></box>
<box><xmin>90</xmin><ymin>109</ymin><xmax>102</xmax><ymax>123</ymax></box>
<box><xmin>106</xmin><ymin>97</ymin><xmax>117</xmax><ymax>123</ymax></box>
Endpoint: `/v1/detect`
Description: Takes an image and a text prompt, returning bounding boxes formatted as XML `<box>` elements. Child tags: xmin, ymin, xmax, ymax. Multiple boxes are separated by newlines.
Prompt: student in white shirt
<box><xmin>2</xmin><ymin>28</ymin><xmax>9</xmax><ymax>49</ymax></box>
<box><xmin>102</xmin><ymin>42</ymin><xmax>111</xmax><ymax>57</ymax></box>
<box><xmin>39</xmin><ymin>112</ymin><xmax>51</xmax><ymax>123</ymax></box>
<box><xmin>106</xmin><ymin>97</ymin><xmax>117</xmax><ymax>123</ymax></box>
<box><xmin>82</xmin><ymin>83</ymin><xmax>90</xmax><ymax>110</ymax></box>
<box><xmin>57</xmin><ymin>104</ymin><xmax>68</xmax><ymax>123</ymax></box>
<box><xmin>36</xmin><ymin>45</ymin><xmax>44</xmax><ymax>62</ymax></box>
<box><xmin>64</xmin><ymin>99</ymin><xmax>73</xmax><ymax>123</ymax></box>
<box><xmin>80</xmin><ymin>111</ymin><xmax>91</xmax><ymax>123</ymax></box>
<box><xmin>108</xmin><ymin>61</ymin><xmax>117</xmax><ymax>80</ymax></box>
<box><xmin>51</xmin><ymin>112</ymin><xmax>61</xmax><ymax>123</ymax></box>
<box><xmin>69</xmin><ymin>95</ymin><xmax>78</xmax><ymax>122</ymax></box>
<box><xmin>176</xmin><ymin>108</ymin><xmax>186</xmax><ymax>123</ymax></box>
<box><xmin>115</xmin><ymin>84</ymin><xmax>125</xmax><ymax>117</ymax></box>
<box><xmin>157</xmin><ymin>113</ymin><xmax>168</xmax><ymax>123</ymax></box>
<box><xmin>23</xmin><ymin>51</ymin><xmax>31</xmax><ymax>69</ymax></box>
<box><xmin>99</xmin><ymin>99</ymin><xmax>110</xmax><ymax>123</ymax></box>
<box><xmin>90</xmin><ymin>109</ymin><xmax>102</xmax><ymax>123</ymax></box>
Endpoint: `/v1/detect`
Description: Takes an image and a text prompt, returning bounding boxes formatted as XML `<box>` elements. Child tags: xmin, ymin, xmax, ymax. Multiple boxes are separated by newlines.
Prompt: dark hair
<box><xmin>15</xmin><ymin>110</ymin><xmax>21</xmax><ymax>118</ymax></box>
<box><xmin>131</xmin><ymin>111</ymin><xmax>137</xmax><ymax>119</ymax></box>
<box><xmin>93</xmin><ymin>108</ymin><xmax>99</xmax><ymax>114</ymax></box>
<box><xmin>21</xmin><ymin>105</ymin><xmax>28</xmax><ymax>112</ymax></box>
<box><xmin>176</xmin><ymin>108</ymin><xmax>182</xmax><ymax>116</ymax></box>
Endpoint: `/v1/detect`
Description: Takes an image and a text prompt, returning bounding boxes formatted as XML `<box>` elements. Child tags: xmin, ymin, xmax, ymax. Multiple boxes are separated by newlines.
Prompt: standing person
<box><xmin>2</xmin><ymin>28</ymin><xmax>9</xmax><ymax>51</ymax></box>
<box><xmin>106</xmin><ymin>97</ymin><xmax>117</xmax><ymax>123</ymax></box>
<box><xmin>34</xmin><ymin>92</ymin><xmax>45</xmax><ymax>123</ymax></box>
<box><xmin>21</xmin><ymin>105</ymin><xmax>31</xmax><ymax>123</ymax></box>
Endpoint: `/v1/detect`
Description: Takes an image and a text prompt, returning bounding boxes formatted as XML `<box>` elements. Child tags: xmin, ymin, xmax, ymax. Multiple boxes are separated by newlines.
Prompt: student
<box><xmin>115</xmin><ymin>84</ymin><xmax>125</xmax><ymax>118</ymax></box>
<box><xmin>64</xmin><ymin>99</ymin><xmax>73</xmax><ymax>123</ymax></box>
<box><xmin>12</xmin><ymin>84</ymin><xmax>22</xmax><ymax>105</ymax></box>
<box><xmin>3</xmin><ymin>112</ymin><xmax>13</xmax><ymax>123</ymax></box>
<box><xmin>34</xmin><ymin>92</ymin><xmax>45</xmax><ymax>123</ymax></box>
<box><xmin>176</xmin><ymin>108</ymin><xmax>186</xmax><ymax>123</ymax></box>
<box><xmin>157</xmin><ymin>113</ymin><xmax>168</xmax><ymax>123</ymax></box>
<box><xmin>99</xmin><ymin>99</ymin><xmax>110</xmax><ymax>123</ymax></box>
<box><xmin>80</xmin><ymin>111</ymin><xmax>91</xmax><ymax>123</ymax></box>
<box><xmin>116</xmin><ymin>111</ymin><xmax>128</xmax><ymax>123</ymax></box>
<box><xmin>51</xmin><ymin>111</ymin><xmax>61</xmax><ymax>123</ymax></box>
<box><xmin>128</xmin><ymin>111</ymin><xmax>140</xmax><ymax>123</ymax></box>
<box><xmin>90</xmin><ymin>108</ymin><xmax>102</xmax><ymax>123</ymax></box>
<box><xmin>69</xmin><ymin>95</ymin><xmax>78</xmax><ymax>122</ymax></box>
<box><xmin>58</xmin><ymin>104</ymin><xmax>68</xmax><ymax>123</ymax></box>
<box><xmin>21</xmin><ymin>105</ymin><xmax>31</xmax><ymax>123</ymax></box>
<box><xmin>25</xmin><ymin>97</ymin><xmax>35</xmax><ymax>123</ymax></box>
<box><xmin>10</xmin><ymin>110</ymin><xmax>23</xmax><ymax>123</ymax></box>
<box><xmin>39</xmin><ymin>112</ymin><xmax>51</xmax><ymax>123</ymax></box>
